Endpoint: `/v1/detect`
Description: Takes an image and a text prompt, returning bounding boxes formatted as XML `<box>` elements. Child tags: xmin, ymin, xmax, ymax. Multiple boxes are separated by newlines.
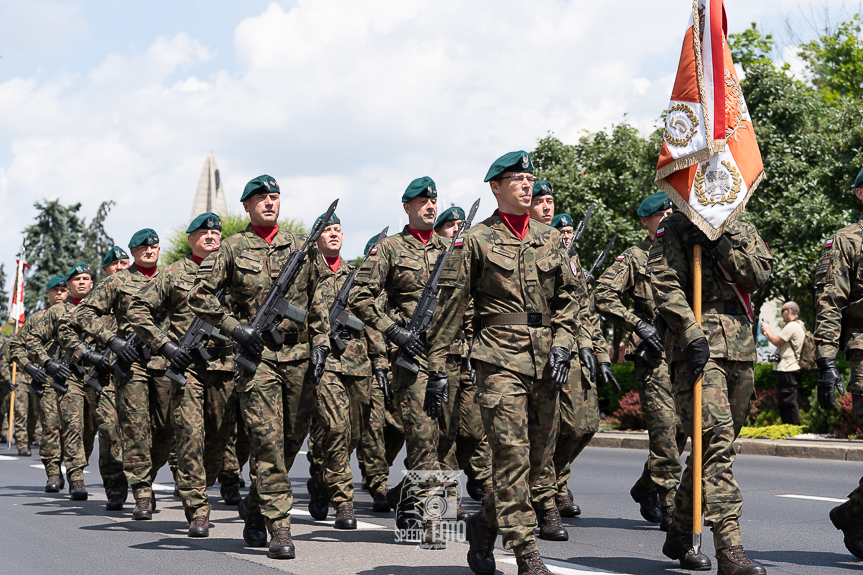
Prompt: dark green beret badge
<box><xmin>402</xmin><ymin>177</ymin><xmax>437</xmax><ymax>203</ymax></box>
<box><xmin>241</xmin><ymin>175</ymin><xmax>280</xmax><ymax>202</ymax></box>
<box><xmin>45</xmin><ymin>275</ymin><xmax>66</xmax><ymax>291</ymax></box>
<box><xmin>637</xmin><ymin>192</ymin><xmax>673</xmax><ymax>217</ymax></box>
<box><xmin>551</xmin><ymin>213</ymin><xmax>573</xmax><ymax>229</ymax></box>
<box><xmin>128</xmin><ymin>228</ymin><xmax>159</xmax><ymax>249</ymax></box>
<box><xmin>186</xmin><ymin>212</ymin><xmax>222</xmax><ymax>233</ymax></box>
<box><xmin>434</xmin><ymin>206</ymin><xmax>465</xmax><ymax>229</ymax></box>
<box><xmin>484</xmin><ymin>150</ymin><xmax>534</xmax><ymax>182</ymax></box>
<box><xmin>314</xmin><ymin>212</ymin><xmax>341</xmax><ymax>229</ymax></box>
<box><xmin>66</xmin><ymin>262</ymin><xmax>92</xmax><ymax>281</ymax></box>
<box><xmin>532</xmin><ymin>180</ymin><xmax>553</xmax><ymax>198</ymax></box>
<box><xmin>101</xmin><ymin>246</ymin><xmax>129</xmax><ymax>269</ymax></box>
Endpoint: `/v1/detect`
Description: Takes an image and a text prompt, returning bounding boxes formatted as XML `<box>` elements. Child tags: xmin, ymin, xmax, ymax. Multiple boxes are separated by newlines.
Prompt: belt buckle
<box><xmin>725</xmin><ymin>301</ymin><xmax>738</xmax><ymax>315</ymax></box>
<box><xmin>527</xmin><ymin>312</ymin><xmax>542</xmax><ymax>327</ymax></box>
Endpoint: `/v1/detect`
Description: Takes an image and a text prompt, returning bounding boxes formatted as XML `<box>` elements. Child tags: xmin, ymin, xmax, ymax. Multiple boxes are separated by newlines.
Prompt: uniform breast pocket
<box><xmin>535</xmin><ymin>252</ymin><xmax>561</xmax><ymax>295</ymax></box>
<box><xmin>394</xmin><ymin>253</ymin><xmax>423</xmax><ymax>289</ymax></box>
<box><xmin>234</xmin><ymin>253</ymin><xmax>264</xmax><ymax>295</ymax></box>
<box><xmin>480</xmin><ymin>249</ymin><xmax>517</xmax><ymax>299</ymax></box>
<box><xmin>174</xmin><ymin>275</ymin><xmax>195</xmax><ymax>304</ymax></box>
<box><xmin>633</xmin><ymin>267</ymin><xmax>651</xmax><ymax>300</ymax></box>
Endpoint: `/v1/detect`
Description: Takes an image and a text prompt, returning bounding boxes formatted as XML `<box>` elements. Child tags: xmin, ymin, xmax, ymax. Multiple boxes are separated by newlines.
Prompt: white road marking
<box><xmin>29</xmin><ymin>464</ymin><xmax>89</xmax><ymax>474</ymax></box>
<box><xmin>291</xmin><ymin>508</ymin><xmax>386</xmax><ymax>530</ymax></box>
<box><xmin>0</xmin><ymin>455</ymin><xmax>19</xmax><ymax>461</ymax></box>
<box><xmin>502</xmin><ymin>556</ymin><xmax>627</xmax><ymax>574</ymax></box>
<box><xmin>151</xmin><ymin>482</ymin><xmax>175</xmax><ymax>492</ymax></box>
<box><xmin>776</xmin><ymin>494</ymin><xmax>847</xmax><ymax>503</ymax></box>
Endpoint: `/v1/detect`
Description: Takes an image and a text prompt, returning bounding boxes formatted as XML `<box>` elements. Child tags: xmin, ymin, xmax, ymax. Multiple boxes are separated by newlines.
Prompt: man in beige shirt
<box><xmin>761</xmin><ymin>302</ymin><xmax>806</xmax><ymax>424</ymax></box>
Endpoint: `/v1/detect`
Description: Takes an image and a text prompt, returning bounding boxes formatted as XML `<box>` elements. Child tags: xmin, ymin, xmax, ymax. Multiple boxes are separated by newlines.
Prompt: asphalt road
<box><xmin>0</xmin><ymin>441</ymin><xmax>861</xmax><ymax>575</ymax></box>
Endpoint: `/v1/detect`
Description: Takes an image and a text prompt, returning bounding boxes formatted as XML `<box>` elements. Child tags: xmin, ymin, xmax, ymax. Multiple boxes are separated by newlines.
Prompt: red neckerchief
<box><xmin>408</xmin><ymin>227</ymin><xmax>433</xmax><ymax>245</ymax></box>
<box><xmin>499</xmin><ymin>211</ymin><xmax>530</xmax><ymax>241</ymax></box>
<box><xmin>70</xmin><ymin>296</ymin><xmax>82</xmax><ymax>306</ymax></box>
<box><xmin>324</xmin><ymin>255</ymin><xmax>341</xmax><ymax>273</ymax></box>
<box><xmin>191</xmin><ymin>254</ymin><xmax>204</xmax><ymax>265</ymax></box>
<box><xmin>135</xmin><ymin>263</ymin><xmax>158</xmax><ymax>278</ymax></box>
<box><xmin>251</xmin><ymin>224</ymin><xmax>279</xmax><ymax>245</ymax></box>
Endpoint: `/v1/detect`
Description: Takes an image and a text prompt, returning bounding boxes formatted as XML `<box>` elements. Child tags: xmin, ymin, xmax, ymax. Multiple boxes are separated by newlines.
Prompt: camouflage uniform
<box><xmin>4</xmin><ymin>339</ymin><xmax>39</xmax><ymax>448</ymax></box>
<box><xmin>187</xmin><ymin>225</ymin><xmax>329</xmax><ymax>532</ymax></box>
<box><xmin>74</xmin><ymin>266</ymin><xmax>175</xmax><ymax>501</ymax></box>
<box><xmin>814</xmin><ymin>215</ymin><xmax>863</xmax><ymax>512</ymax></box>
<box><xmin>647</xmin><ymin>217</ymin><xmax>772</xmax><ymax>550</ymax></box>
<box><xmin>428</xmin><ymin>213</ymin><xmax>582</xmax><ymax>557</ymax></box>
<box><xmin>358</xmin><ymin>364</ymin><xmax>405</xmax><ymax>495</ymax></box>
<box><xmin>220</xmin><ymin>398</ymin><xmax>251</xmax><ymax>488</ymax></box>
<box><xmin>596</xmin><ymin>238</ymin><xmax>687</xmax><ymax>507</ymax></box>
<box><xmin>128</xmin><ymin>253</ymin><xmax>236</xmax><ymax>520</ymax></box>
<box><xmin>11</xmin><ymin>310</ymin><xmax>63</xmax><ymax>472</ymax></box>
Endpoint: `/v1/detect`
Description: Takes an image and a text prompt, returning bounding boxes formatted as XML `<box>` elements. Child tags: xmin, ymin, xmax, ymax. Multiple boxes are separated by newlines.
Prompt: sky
<box><xmin>0</xmin><ymin>0</ymin><xmax>859</xmax><ymax>284</ymax></box>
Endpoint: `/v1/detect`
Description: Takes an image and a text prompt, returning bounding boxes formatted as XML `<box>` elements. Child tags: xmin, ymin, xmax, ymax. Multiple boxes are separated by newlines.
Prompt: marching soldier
<box><xmin>101</xmin><ymin>246</ymin><xmax>131</xmax><ymax>275</ymax></box>
<box><xmin>647</xmin><ymin>210</ymin><xmax>771</xmax><ymax>574</ymax></box>
<box><xmin>187</xmin><ymin>176</ymin><xmax>331</xmax><ymax>559</ymax></box>
<box><xmin>3</xmin><ymin>332</ymin><xmax>41</xmax><ymax>454</ymax></box>
<box><xmin>595</xmin><ymin>192</ymin><xmax>684</xmax><ymax>531</ymax></box>
<box><xmin>428</xmin><ymin>151</ymin><xmax>582</xmax><ymax>575</ymax></box>
<box><xmin>128</xmin><ymin>213</ymin><xmax>237</xmax><ymax>537</ymax></box>
<box><xmin>817</xmin><ymin>169</ymin><xmax>863</xmax><ymax>560</ymax></box>
<box><xmin>529</xmin><ymin>180</ymin><xmax>554</xmax><ymax>225</ymax></box>
<box><xmin>75</xmin><ymin>229</ymin><xmax>175</xmax><ymax>520</ymax></box>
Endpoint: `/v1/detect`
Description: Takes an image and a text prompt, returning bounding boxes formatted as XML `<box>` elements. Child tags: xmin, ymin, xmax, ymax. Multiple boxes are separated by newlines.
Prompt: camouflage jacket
<box><xmin>427</xmin><ymin>212</ymin><xmax>582</xmax><ymax>378</ymax></box>
<box><xmin>314</xmin><ymin>251</ymin><xmax>385</xmax><ymax>376</ymax></box>
<box><xmin>585</xmin><ymin>290</ymin><xmax>610</xmax><ymax>364</ymax></box>
<box><xmin>0</xmin><ymin>339</ymin><xmax>12</xmax><ymax>383</ymax></box>
<box><xmin>25</xmin><ymin>301</ymin><xmax>82</xmax><ymax>368</ymax></box>
<box><xmin>10</xmin><ymin>309</ymin><xmax>48</xmax><ymax>371</ymax></box>
<box><xmin>814</xmin><ymin>215</ymin><xmax>863</xmax><ymax>360</ymax></box>
<box><xmin>646</xmin><ymin>217</ymin><xmax>772</xmax><ymax>364</ymax></box>
<box><xmin>348</xmin><ymin>226</ymin><xmax>450</xmax><ymax>368</ymax></box>
<box><xmin>595</xmin><ymin>238</ymin><xmax>660</xmax><ymax>359</ymax></box>
<box><xmin>186</xmin><ymin>225</ymin><xmax>329</xmax><ymax>363</ymax></box>
<box><xmin>128</xmin><ymin>254</ymin><xmax>233</xmax><ymax>372</ymax></box>
<box><xmin>58</xmin><ymin>277</ymin><xmax>117</xmax><ymax>359</ymax></box>
<box><xmin>74</xmin><ymin>266</ymin><xmax>169</xmax><ymax>370</ymax></box>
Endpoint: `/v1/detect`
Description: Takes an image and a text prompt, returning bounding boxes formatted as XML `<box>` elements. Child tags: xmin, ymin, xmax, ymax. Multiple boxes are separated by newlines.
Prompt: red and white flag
<box><xmin>655</xmin><ymin>0</ymin><xmax>764</xmax><ymax>240</ymax></box>
<box><xmin>7</xmin><ymin>248</ymin><xmax>29</xmax><ymax>328</ymax></box>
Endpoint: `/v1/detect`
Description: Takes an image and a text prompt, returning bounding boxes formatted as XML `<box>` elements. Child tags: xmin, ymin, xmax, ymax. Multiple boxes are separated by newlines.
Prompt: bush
<box><xmin>739</xmin><ymin>424</ymin><xmax>804</xmax><ymax>440</ymax></box>
<box><xmin>598</xmin><ymin>362</ymin><xmax>637</xmax><ymax>416</ymax></box>
<box><xmin>612</xmin><ymin>389</ymin><xmax>645</xmax><ymax>430</ymax></box>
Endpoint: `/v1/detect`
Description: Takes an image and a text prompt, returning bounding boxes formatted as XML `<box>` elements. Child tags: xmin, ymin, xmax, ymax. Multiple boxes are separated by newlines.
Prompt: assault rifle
<box><xmin>166</xmin><ymin>288</ymin><xmax>227</xmax><ymax>386</ymax></box>
<box><xmin>585</xmin><ymin>236</ymin><xmax>617</xmax><ymax>290</ymax></box>
<box><xmin>50</xmin><ymin>333</ymin><xmax>89</xmax><ymax>393</ymax></box>
<box><xmin>393</xmin><ymin>198</ymin><xmax>480</xmax><ymax>374</ymax></box>
<box><xmin>328</xmin><ymin>227</ymin><xmax>387</xmax><ymax>354</ymax></box>
<box><xmin>44</xmin><ymin>342</ymin><xmax>69</xmax><ymax>394</ymax></box>
<box><xmin>234</xmin><ymin>198</ymin><xmax>339</xmax><ymax>373</ymax></box>
<box><xmin>83</xmin><ymin>346</ymin><xmax>112</xmax><ymax>392</ymax></box>
<box><xmin>111</xmin><ymin>308</ymin><xmax>168</xmax><ymax>381</ymax></box>
<box><xmin>567</xmin><ymin>203</ymin><xmax>595</xmax><ymax>258</ymax></box>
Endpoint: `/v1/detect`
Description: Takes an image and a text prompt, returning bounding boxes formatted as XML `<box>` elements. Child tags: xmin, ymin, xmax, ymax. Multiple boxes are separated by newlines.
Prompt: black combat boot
<box><xmin>466</xmin><ymin>512</ymin><xmax>497</xmax><ymax>575</ymax></box>
<box><xmin>238</xmin><ymin>497</ymin><xmax>267</xmax><ymax>547</ymax></box>
<box><xmin>662</xmin><ymin>526</ymin><xmax>712</xmax><ymax>570</ymax></box>
<box><xmin>371</xmin><ymin>489</ymin><xmax>390</xmax><ymax>512</ymax></box>
<box><xmin>132</xmin><ymin>496</ymin><xmax>153</xmax><ymax>520</ymax></box>
<box><xmin>536</xmin><ymin>505</ymin><xmax>568</xmax><ymax>541</ymax></box>
<box><xmin>307</xmin><ymin>475</ymin><xmax>329</xmax><ymax>520</ymax></box>
<box><xmin>334</xmin><ymin>502</ymin><xmax>357</xmax><ymax>530</ymax></box>
<box><xmin>660</xmin><ymin>505</ymin><xmax>674</xmax><ymax>532</ymax></box>
<box><xmin>238</xmin><ymin>475</ymin><xmax>246</xmax><ymax>488</ymax></box>
<box><xmin>69</xmin><ymin>480</ymin><xmax>88</xmax><ymax>501</ymax></box>
<box><xmin>421</xmin><ymin>519</ymin><xmax>446</xmax><ymax>550</ymax></box>
<box><xmin>220</xmin><ymin>483</ymin><xmax>242</xmax><ymax>506</ymax></box>
<box><xmin>466</xmin><ymin>477</ymin><xmax>484</xmax><ymax>501</ymax></box>
<box><xmin>188</xmin><ymin>514</ymin><xmax>210</xmax><ymax>538</ymax></box>
<box><xmin>387</xmin><ymin>484</ymin><xmax>413</xmax><ymax>531</ymax></box>
<box><xmin>716</xmin><ymin>546</ymin><xmax>767</xmax><ymax>575</ymax></box>
<box><xmin>106</xmin><ymin>494</ymin><xmax>124</xmax><ymax>511</ymax></box>
<box><xmin>831</xmin><ymin>500</ymin><xmax>863</xmax><ymax>560</ymax></box>
<box><xmin>268</xmin><ymin>526</ymin><xmax>296</xmax><ymax>559</ymax></box>
<box><xmin>58</xmin><ymin>474</ymin><xmax>65</xmax><ymax>490</ymax></box>
<box><xmin>630</xmin><ymin>478</ymin><xmax>662</xmax><ymax>523</ymax></box>
<box><xmin>45</xmin><ymin>475</ymin><xmax>61</xmax><ymax>493</ymax></box>
<box><xmin>516</xmin><ymin>551</ymin><xmax>553</xmax><ymax>575</ymax></box>
<box><xmin>555</xmin><ymin>492</ymin><xmax>581</xmax><ymax>518</ymax></box>
<box><xmin>18</xmin><ymin>447</ymin><xmax>31</xmax><ymax>457</ymax></box>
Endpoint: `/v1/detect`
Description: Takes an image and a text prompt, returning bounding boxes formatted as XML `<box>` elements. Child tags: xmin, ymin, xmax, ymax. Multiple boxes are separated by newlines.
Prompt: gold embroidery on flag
<box><xmin>724</xmin><ymin>69</ymin><xmax>750</xmax><ymax>142</ymax></box>
<box><xmin>694</xmin><ymin>161</ymin><xmax>741</xmax><ymax>206</ymax></box>
<box><xmin>665</xmin><ymin>103</ymin><xmax>700</xmax><ymax>148</ymax></box>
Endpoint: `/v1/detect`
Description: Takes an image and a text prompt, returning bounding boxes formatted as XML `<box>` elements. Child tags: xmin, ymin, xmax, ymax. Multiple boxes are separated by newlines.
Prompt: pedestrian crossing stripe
<box><xmin>0</xmin><ymin>455</ymin><xmax>18</xmax><ymax>461</ymax></box>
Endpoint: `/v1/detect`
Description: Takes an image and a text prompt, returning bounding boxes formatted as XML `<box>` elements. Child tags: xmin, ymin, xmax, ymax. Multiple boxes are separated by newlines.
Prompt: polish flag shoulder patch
<box><xmin>826</xmin><ymin>238</ymin><xmax>834</xmax><ymax>248</ymax></box>
<box><xmin>370</xmin><ymin>247</ymin><xmax>378</xmax><ymax>255</ymax></box>
<box><xmin>615</xmin><ymin>255</ymin><xmax>625</xmax><ymax>261</ymax></box>
<box><xmin>454</xmin><ymin>238</ymin><xmax>464</xmax><ymax>247</ymax></box>
<box><xmin>656</xmin><ymin>227</ymin><xmax>666</xmax><ymax>238</ymax></box>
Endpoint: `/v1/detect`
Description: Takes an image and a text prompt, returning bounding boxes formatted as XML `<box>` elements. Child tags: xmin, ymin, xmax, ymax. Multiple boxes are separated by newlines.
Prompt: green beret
<box><xmin>101</xmin><ymin>246</ymin><xmax>129</xmax><ymax>269</ymax></box>
<box><xmin>637</xmin><ymin>192</ymin><xmax>673</xmax><ymax>217</ymax></box>
<box><xmin>45</xmin><ymin>275</ymin><xmax>66</xmax><ymax>291</ymax></box>
<box><xmin>551</xmin><ymin>213</ymin><xmax>574</xmax><ymax>229</ymax></box>
<box><xmin>434</xmin><ymin>206</ymin><xmax>465</xmax><ymax>229</ymax></box>
<box><xmin>484</xmin><ymin>150</ymin><xmax>534</xmax><ymax>182</ymax></box>
<box><xmin>314</xmin><ymin>212</ymin><xmax>341</xmax><ymax>229</ymax></box>
<box><xmin>855</xmin><ymin>168</ymin><xmax>863</xmax><ymax>189</ymax></box>
<box><xmin>186</xmin><ymin>212</ymin><xmax>222</xmax><ymax>233</ymax></box>
<box><xmin>128</xmin><ymin>228</ymin><xmax>159</xmax><ymax>249</ymax></box>
<box><xmin>66</xmin><ymin>262</ymin><xmax>92</xmax><ymax>281</ymax></box>
<box><xmin>364</xmin><ymin>234</ymin><xmax>385</xmax><ymax>256</ymax></box>
<box><xmin>401</xmin><ymin>177</ymin><xmax>437</xmax><ymax>203</ymax></box>
<box><xmin>532</xmin><ymin>180</ymin><xmax>553</xmax><ymax>197</ymax></box>
<box><xmin>241</xmin><ymin>174</ymin><xmax>280</xmax><ymax>202</ymax></box>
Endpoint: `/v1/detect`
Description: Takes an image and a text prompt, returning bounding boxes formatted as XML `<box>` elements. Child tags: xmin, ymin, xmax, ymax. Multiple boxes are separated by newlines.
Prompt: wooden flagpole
<box><xmin>7</xmin><ymin>346</ymin><xmax>16</xmax><ymax>450</ymax></box>
<box><xmin>692</xmin><ymin>245</ymin><xmax>703</xmax><ymax>552</ymax></box>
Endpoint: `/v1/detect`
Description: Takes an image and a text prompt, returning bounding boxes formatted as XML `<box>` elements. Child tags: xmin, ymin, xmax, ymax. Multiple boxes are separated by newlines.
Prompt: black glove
<box><xmin>311</xmin><ymin>345</ymin><xmax>330</xmax><ymax>384</ymax></box>
<box><xmin>375</xmin><ymin>368</ymin><xmax>392</xmax><ymax>403</ymax></box>
<box><xmin>684</xmin><ymin>337</ymin><xmax>710</xmax><ymax>388</ymax></box>
<box><xmin>23</xmin><ymin>363</ymin><xmax>48</xmax><ymax>386</ymax></box>
<box><xmin>424</xmin><ymin>371</ymin><xmax>449</xmax><ymax>419</ymax></box>
<box><xmin>676</xmin><ymin>214</ymin><xmax>721</xmax><ymax>249</ymax></box>
<box><xmin>634</xmin><ymin>320</ymin><xmax>664</xmax><ymax>354</ymax></box>
<box><xmin>232</xmin><ymin>324</ymin><xmax>265</xmax><ymax>355</ymax></box>
<box><xmin>579</xmin><ymin>347</ymin><xmax>597</xmax><ymax>383</ymax></box>
<box><xmin>79</xmin><ymin>349</ymin><xmax>102</xmax><ymax>367</ymax></box>
<box><xmin>548</xmin><ymin>346</ymin><xmax>571</xmax><ymax>388</ymax></box>
<box><xmin>599</xmin><ymin>362</ymin><xmax>621</xmax><ymax>392</ymax></box>
<box><xmin>816</xmin><ymin>357</ymin><xmax>845</xmax><ymax>410</ymax></box>
<box><xmin>384</xmin><ymin>324</ymin><xmax>425</xmax><ymax>356</ymax></box>
<box><xmin>161</xmin><ymin>341</ymin><xmax>193</xmax><ymax>372</ymax></box>
<box><xmin>107</xmin><ymin>335</ymin><xmax>139</xmax><ymax>364</ymax></box>
<box><xmin>4</xmin><ymin>379</ymin><xmax>13</xmax><ymax>392</ymax></box>
<box><xmin>44</xmin><ymin>360</ymin><xmax>72</xmax><ymax>380</ymax></box>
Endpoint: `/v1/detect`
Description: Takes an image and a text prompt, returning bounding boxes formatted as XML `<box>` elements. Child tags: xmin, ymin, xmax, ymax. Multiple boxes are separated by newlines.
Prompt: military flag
<box><xmin>7</xmin><ymin>247</ymin><xmax>29</xmax><ymax>327</ymax></box>
<box><xmin>655</xmin><ymin>0</ymin><xmax>763</xmax><ymax>240</ymax></box>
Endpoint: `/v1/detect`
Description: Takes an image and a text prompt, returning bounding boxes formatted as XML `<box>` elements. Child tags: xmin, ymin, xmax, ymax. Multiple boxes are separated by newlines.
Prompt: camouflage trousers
<box><xmin>358</xmin><ymin>373</ymin><xmax>405</xmax><ymax>495</ymax></box>
<box><xmin>1</xmin><ymin>389</ymin><xmax>9</xmax><ymax>436</ymax></box>
<box><xmin>94</xmin><ymin>377</ymin><xmax>127</xmax><ymax>498</ymax></box>
<box><xmin>13</xmin><ymin>380</ymin><xmax>41</xmax><ymax>449</ymax></box>
<box><xmin>437</xmin><ymin>355</ymin><xmax>465</xmax><ymax>473</ymax></box>
<box><xmin>671</xmin><ymin>358</ymin><xmax>753</xmax><ymax>550</ymax></box>
<box><xmin>314</xmin><ymin>371</ymin><xmax>371</xmax><ymax>507</ymax></box>
<box><xmin>238</xmin><ymin>358</ymin><xmax>315</xmax><ymax>531</ymax></box>
<box><xmin>118</xmin><ymin>366</ymin><xmax>175</xmax><ymax>500</ymax></box>
<box><xmin>636</xmin><ymin>357</ymin><xmax>686</xmax><ymax>507</ymax></box>
<box><xmin>59</xmin><ymin>380</ymin><xmax>97</xmax><ymax>482</ymax></box>
<box><xmin>844</xmin><ymin>351</ymin><xmax>863</xmax><ymax>513</ymax></box>
<box><xmin>449</xmin><ymin>362</ymin><xmax>493</xmax><ymax>487</ymax></box>
<box><xmin>38</xmin><ymin>387</ymin><xmax>65</xmax><ymax>477</ymax></box>
<box><xmin>171</xmin><ymin>365</ymin><xmax>236</xmax><ymax>519</ymax></box>
<box><xmin>476</xmin><ymin>361</ymin><xmax>559</xmax><ymax>557</ymax></box>
<box><xmin>220</xmin><ymin>392</ymin><xmax>250</xmax><ymax>489</ymax></box>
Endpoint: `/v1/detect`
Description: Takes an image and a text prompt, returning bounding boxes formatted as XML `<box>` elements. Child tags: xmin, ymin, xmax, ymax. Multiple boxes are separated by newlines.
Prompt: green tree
<box><xmin>798</xmin><ymin>14</ymin><xmax>863</xmax><ymax>103</ymax></box>
<box><xmin>728</xmin><ymin>22</ymin><xmax>776</xmax><ymax>71</ymax></box>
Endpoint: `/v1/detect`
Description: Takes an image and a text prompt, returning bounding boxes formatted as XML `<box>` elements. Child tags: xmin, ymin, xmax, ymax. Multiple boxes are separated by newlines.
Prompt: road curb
<box><xmin>590</xmin><ymin>431</ymin><xmax>863</xmax><ymax>462</ymax></box>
